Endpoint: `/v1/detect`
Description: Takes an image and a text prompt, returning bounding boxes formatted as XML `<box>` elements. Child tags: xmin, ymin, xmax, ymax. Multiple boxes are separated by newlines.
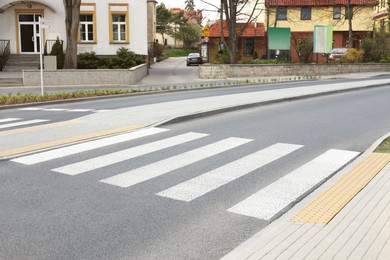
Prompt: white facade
<box><xmin>0</xmin><ymin>0</ymin><xmax>148</xmax><ymax>55</ymax></box>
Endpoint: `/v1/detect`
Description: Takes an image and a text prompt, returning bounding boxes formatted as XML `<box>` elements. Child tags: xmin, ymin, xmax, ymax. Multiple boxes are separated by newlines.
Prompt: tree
<box><xmin>185</xmin><ymin>0</ymin><xmax>195</xmax><ymax>11</ymax></box>
<box><xmin>63</xmin><ymin>0</ymin><xmax>81</xmax><ymax>69</ymax></box>
<box><xmin>156</xmin><ymin>3</ymin><xmax>173</xmax><ymax>45</ymax></box>
<box><xmin>218</xmin><ymin>0</ymin><xmax>263</xmax><ymax>64</ymax></box>
<box><xmin>169</xmin><ymin>10</ymin><xmax>187</xmax><ymax>47</ymax></box>
<box><xmin>176</xmin><ymin>23</ymin><xmax>202</xmax><ymax>48</ymax></box>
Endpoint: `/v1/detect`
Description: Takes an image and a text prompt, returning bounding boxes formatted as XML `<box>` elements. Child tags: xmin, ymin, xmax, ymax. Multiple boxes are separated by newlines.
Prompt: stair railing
<box><xmin>44</xmin><ymin>39</ymin><xmax>63</xmax><ymax>55</ymax></box>
<box><xmin>0</xmin><ymin>40</ymin><xmax>10</xmax><ymax>71</ymax></box>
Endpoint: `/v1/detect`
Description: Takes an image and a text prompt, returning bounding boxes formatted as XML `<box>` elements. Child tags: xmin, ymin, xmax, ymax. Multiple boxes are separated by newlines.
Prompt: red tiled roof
<box><xmin>265</xmin><ymin>0</ymin><xmax>378</xmax><ymax>6</ymax></box>
<box><xmin>209</xmin><ymin>20</ymin><xmax>265</xmax><ymax>38</ymax></box>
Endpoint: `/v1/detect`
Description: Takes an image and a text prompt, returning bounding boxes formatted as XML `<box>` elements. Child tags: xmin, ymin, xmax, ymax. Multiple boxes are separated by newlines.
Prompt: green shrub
<box><xmin>0</xmin><ymin>58</ymin><xmax>3</xmax><ymax>71</ymax></box>
<box><xmin>77</xmin><ymin>52</ymin><xmax>101</xmax><ymax>69</ymax></box>
<box><xmin>50</xmin><ymin>38</ymin><xmax>65</xmax><ymax>69</ymax></box>
<box><xmin>340</xmin><ymin>48</ymin><xmax>364</xmax><ymax>63</ymax></box>
<box><xmin>214</xmin><ymin>48</ymin><xmax>230</xmax><ymax>64</ymax></box>
<box><xmin>111</xmin><ymin>47</ymin><xmax>145</xmax><ymax>69</ymax></box>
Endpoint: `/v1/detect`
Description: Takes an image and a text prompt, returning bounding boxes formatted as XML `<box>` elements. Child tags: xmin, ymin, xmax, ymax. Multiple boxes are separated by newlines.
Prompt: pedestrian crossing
<box><xmin>11</xmin><ymin>127</ymin><xmax>360</xmax><ymax>221</ymax></box>
<box><xmin>0</xmin><ymin>118</ymin><xmax>50</xmax><ymax>129</ymax></box>
<box><xmin>18</xmin><ymin>107</ymin><xmax>111</xmax><ymax>113</ymax></box>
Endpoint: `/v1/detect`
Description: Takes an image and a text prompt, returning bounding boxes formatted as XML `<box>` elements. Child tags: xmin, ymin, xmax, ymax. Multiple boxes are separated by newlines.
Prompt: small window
<box><xmin>109</xmin><ymin>4</ymin><xmax>129</xmax><ymax>44</ymax></box>
<box><xmin>244</xmin><ymin>38</ymin><xmax>254</xmax><ymax>56</ymax></box>
<box><xmin>277</xmin><ymin>7</ymin><xmax>287</xmax><ymax>20</ymax></box>
<box><xmin>112</xmin><ymin>14</ymin><xmax>127</xmax><ymax>42</ymax></box>
<box><xmin>80</xmin><ymin>14</ymin><xmax>94</xmax><ymax>42</ymax></box>
<box><xmin>79</xmin><ymin>4</ymin><xmax>96</xmax><ymax>43</ymax></box>
<box><xmin>345</xmin><ymin>6</ymin><xmax>353</xmax><ymax>20</ymax></box>
<box><xmin>301</xmin><ymin>7</ymin><xmax>311</xmax><ymax>20</ymax></box>
<box><xmin>333</xmin><ymin>6</ymin><xmax>341</xmax><ymax>19</ymax></box>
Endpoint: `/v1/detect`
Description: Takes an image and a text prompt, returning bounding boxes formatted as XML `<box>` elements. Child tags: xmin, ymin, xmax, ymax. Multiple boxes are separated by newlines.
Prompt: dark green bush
<box><xmin>110</xmin><ymin>47</ymin><xmax>145</xmax><ymax>69</ymax></box>
<box><xmin>50</xmin><ymin>38</ymin><xmax>65</xmax><ymax>69</ymax></box>
<box><xmin>77</xmin><ymin>52</ymin><xmax>101</xmax><ymax>69</ymax></box>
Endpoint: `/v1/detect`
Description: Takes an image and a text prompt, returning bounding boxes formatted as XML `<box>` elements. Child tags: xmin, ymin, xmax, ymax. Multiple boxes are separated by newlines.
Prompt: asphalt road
<box><xmin>1</xmin><ymin>84</ymin><xmax>390</xmax><ymax>259</ymax></box>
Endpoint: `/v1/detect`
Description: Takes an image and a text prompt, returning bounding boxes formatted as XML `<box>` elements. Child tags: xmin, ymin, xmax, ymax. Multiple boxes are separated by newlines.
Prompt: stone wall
<box><xmin>23</xmin><ymin>63</ymin><xmax>148</xmax><ymax>86</ymax></box>
<box><xmin>199</xmin><ymin>63</ymin><xmax>390</xmax><ymax>79</ymax></box>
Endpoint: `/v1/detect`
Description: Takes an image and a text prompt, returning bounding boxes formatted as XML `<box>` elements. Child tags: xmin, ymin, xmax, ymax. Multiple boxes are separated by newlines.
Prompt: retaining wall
<box><xmin>23</xmin><ymin>63</ymin><xmax>148</xmax><ymax>86</ymax></box>
<box><xmin>199</xmin><ymin>63</ymin><xmax>390</xmax><ymax>79</ymax></box>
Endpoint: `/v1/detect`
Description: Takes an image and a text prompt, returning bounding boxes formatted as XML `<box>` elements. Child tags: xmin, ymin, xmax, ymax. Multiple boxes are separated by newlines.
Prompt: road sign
<box><xmin>203</xmin><ymin>24</ymin><xmax>210</xmax><ymax>37</ymax></box>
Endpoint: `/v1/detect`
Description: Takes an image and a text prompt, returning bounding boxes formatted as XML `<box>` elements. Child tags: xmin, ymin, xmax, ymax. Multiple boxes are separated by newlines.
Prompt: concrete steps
<box><xmin>4</xmin><ymin>54</ymin><xmax>40</xmax><ymax>72</ymax></box>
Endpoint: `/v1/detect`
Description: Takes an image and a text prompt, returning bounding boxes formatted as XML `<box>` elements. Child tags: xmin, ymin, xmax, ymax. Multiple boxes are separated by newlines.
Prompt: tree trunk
<box><xmin>63</xmin><ymin>0</ymin><xmax>81</xmax><ymax>69</ymax></box>
<box><xmin>347</xmin><ymin>0</ymin><xmax>353</xmax><ymax>48</ymax></box>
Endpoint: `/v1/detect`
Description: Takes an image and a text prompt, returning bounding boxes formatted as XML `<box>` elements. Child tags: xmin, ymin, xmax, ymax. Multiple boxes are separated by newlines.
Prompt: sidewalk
<box><xmin>222</xmin><ymin>135</ymin><xmax>390</xmax><ymax>260</ymax></box>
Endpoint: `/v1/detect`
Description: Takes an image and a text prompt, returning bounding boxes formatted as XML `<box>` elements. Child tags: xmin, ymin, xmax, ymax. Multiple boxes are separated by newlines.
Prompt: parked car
<box><xmin>329</xmin><ymin>48</ymin><xmax>348</xmax><ymax>61</ymax></box>
<box><xmin>186</xmin><ymin>53</ymin><xmax>203</xmax><ymax>66</ymax></box>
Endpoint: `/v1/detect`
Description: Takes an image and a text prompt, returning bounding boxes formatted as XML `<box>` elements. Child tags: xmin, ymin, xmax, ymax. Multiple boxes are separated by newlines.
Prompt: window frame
<box><xmin>276</xmin><ymin>7</ymin><xmax>287</xmax><ymax>21</ymax></box>
<box><xmin>109</xmin><ymin>4</ymin><xmax>129</xmax><ymax>44</ymax></box>
<box><xmin>79</xmin><ymin>3</ymin><xmax>97</xmax><ymax>44</ymax></box>
<box><xmin>333</xmin><ymin>6</ymin><xmax>341</xmax><ymax>20</ymax></box>
<box><xmin>300</xmin><ymin>6</ymin><xmax>311</xmax><ymax>20</ymax></box>
<box><xmin>243</xmin><ymin>38</ymin><xmax>254</xmax><ymax>56</ymax></box>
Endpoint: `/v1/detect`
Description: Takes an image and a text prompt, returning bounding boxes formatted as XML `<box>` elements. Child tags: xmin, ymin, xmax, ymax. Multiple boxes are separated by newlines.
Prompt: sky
<box><xmin>158</xmin><ymin>0</ymin><xmax>219</xmax><ymax>24</ymax></box>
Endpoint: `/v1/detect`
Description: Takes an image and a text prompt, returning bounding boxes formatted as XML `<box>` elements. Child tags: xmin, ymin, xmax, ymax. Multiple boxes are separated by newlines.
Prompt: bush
<box><xmin>214</xmin><ymin>47</ymin><xmax>230</xmax><ymax>64</ymax></box>
<box><xmin>0</xmin><ymin>58</ymin><xmax>3</xmax><ymax>71</ymax></box>
<box><xmin>340</xmin><ymin>48</ymin><xmax>364</xmax><ymax>63</ymax></box>
<box><xmin>50</xmin><ymin>38</ymin><xmax>65</xmax><ymax>69</ymax></box>
<box><xmin>362</xmin><ymin>32</ymin><xmax>390</xmax><ymax>62</ymax></box>
<box><xmin>77</xmin><ymin>52</ymin><xmax>101</xmax><ymax>69</ymax></box>
<box><xmin>111</xmin><ymin>47</ymin><xmax>145</xmax><ymax>69</ymax></box>
<box><xmin>297</xmin><ymin>38</ymin><xmax>313</xmax><ymax>63</ymax></box>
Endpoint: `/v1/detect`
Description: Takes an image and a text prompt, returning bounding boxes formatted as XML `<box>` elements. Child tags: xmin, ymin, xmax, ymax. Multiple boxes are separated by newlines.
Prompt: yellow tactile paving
<box><xmin>0</xmin><ymin>125</ymin><xmax>144</xmax><ymax>157</ymax></box>
<box><xmin>290</xmin><ymin>153</ymin><xmax>390</xmax><ymax>224</ymax></box>
<box><xmin>0</xmin><ymin>120</ymin><xmax>80</xmax><ymax>136</ymax></box>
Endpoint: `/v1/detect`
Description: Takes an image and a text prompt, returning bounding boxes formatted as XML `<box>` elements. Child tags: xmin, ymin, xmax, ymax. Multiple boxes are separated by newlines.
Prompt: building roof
<box><xmin>209</xmin><ymin>20</ymin><xmax>265</xmax><ymax>38</ymax></box>
<box><xmin>169</xmin><ymin>7</ymin><xmax>203</xmax><ymax>25</ymax></box>
<box><xmin>265</xmin><ymin>0</ymin><xmax>378</xmax><ymax>6</ymax></box>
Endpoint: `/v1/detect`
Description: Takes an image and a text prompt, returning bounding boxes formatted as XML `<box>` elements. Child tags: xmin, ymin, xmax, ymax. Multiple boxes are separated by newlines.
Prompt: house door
<box><xmin>19</xmin><ymin>14</ymin><xmax>41</xmax><ymax>53</ymax></box>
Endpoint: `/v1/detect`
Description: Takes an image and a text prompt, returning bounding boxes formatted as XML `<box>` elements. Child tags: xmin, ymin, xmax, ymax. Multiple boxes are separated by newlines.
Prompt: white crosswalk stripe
<box><xmin>157</xmin><ymin>143</ymin><xmax>303</xmax><ymax>202</ymax></box>
<box><xmin>227</xmin><ymin>149</ymin><xmax>360</xmax><ymax>221</ymax></box>
<box><xmin>100</xmin><ymin>137</ymin><xmax>252</xmax><ymax>188</ymax></box>
<box><xmin>0</xmin><ymin>119</ymin><xmax>49</xmax><ymax>129</ymax></box>
<box><xmin>18</xmin><ymin>107</ymin><xmax>111</xmax><ymax>113</ymax></box>
<box><xmin>52</xmin><ymin>132</ymin><xmax>208</xmax><ymax>176</ymax></box>
<box><xmin>0</xmin><ymin>118</ymin><xmax>21</xmax><ymax>123</ymax></box>
<box><xmin>11</xmin><ymin>127</ymin><xmax>169</xmax><ymax>165</ymax></box>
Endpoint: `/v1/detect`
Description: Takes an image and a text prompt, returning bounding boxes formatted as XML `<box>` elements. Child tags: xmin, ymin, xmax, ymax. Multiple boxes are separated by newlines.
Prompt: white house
<box><xmin>0</xmin><ymin>0</ymin><xmax>148</xmax><ymax>56</ymax></box>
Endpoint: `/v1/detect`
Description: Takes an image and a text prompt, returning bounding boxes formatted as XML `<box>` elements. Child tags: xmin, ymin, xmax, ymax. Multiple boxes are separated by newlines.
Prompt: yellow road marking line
<box><xmin>0</xmin><ymin>125</ymin><xmax>144</xmax><ymax>157</ymax></box>
<box><xmin>0</xmin><ymin>120</ymin><xmax>80</xmax><ymax>136</ymax></box>
<box><xmin>290</xmin><ymin>153</ymin><xmax>390</xmax><ymax>224</ymax></box>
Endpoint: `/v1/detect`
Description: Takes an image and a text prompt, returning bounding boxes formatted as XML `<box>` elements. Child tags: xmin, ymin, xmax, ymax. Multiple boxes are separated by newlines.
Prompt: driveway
<box><xmin>137</xmin><ymin>57</ymin><xmax>202</xmax><ymax>85</ymax></box>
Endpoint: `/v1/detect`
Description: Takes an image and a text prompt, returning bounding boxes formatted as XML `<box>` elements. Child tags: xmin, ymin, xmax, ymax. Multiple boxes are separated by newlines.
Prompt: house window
<box><xmin>244</xmin><ymin>38</ymin><xmax>254</xmax><ymax>56</ymax></box>
<box><xmin>345</xmin><ymin>6</ymin><xmax>353</xmax><ymax>20</ymax></box>
<box><xmin>80</xmin><ymin>15</ymin><xmax>94</xmax><ymax>42</ymax></box>
<box><xmin>301</xmin><ymin>7</ymin><xmax>311</xmax><ymax>20</ymax></box>
<box><xmin>79</xmin><ymin>4</ymin><xmax>96</xmax><ymax>43</ymax></box>
<box><xmin>112</xmin><ymin>15</ymin><xmax>126</xmax><ymax>41</ymax></box>
<box><xmin>277</xmin><ymin>7</ymin><xmax>287</xmax><ymax>20</ymax></box>
<box><xmin>109</xmin><ymin>4</ymin><xmax>129</xmax><ymax>43</ymax></box>
<box><xmin>333</xmin><ymin>6</ymin><xmax>341</xmax><ymax>19</ymax></box>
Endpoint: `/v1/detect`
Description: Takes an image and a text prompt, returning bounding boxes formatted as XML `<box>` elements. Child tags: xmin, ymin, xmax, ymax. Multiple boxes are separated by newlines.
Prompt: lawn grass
<box><xmin>163</xmin><ymin>48</ymin><xmax>194</xmax><ymax>57</ymax></box>
<box><xmin>375</xmin><ymin>137</ymin><xmax>390</xmax><ymax>153</ymax></box>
